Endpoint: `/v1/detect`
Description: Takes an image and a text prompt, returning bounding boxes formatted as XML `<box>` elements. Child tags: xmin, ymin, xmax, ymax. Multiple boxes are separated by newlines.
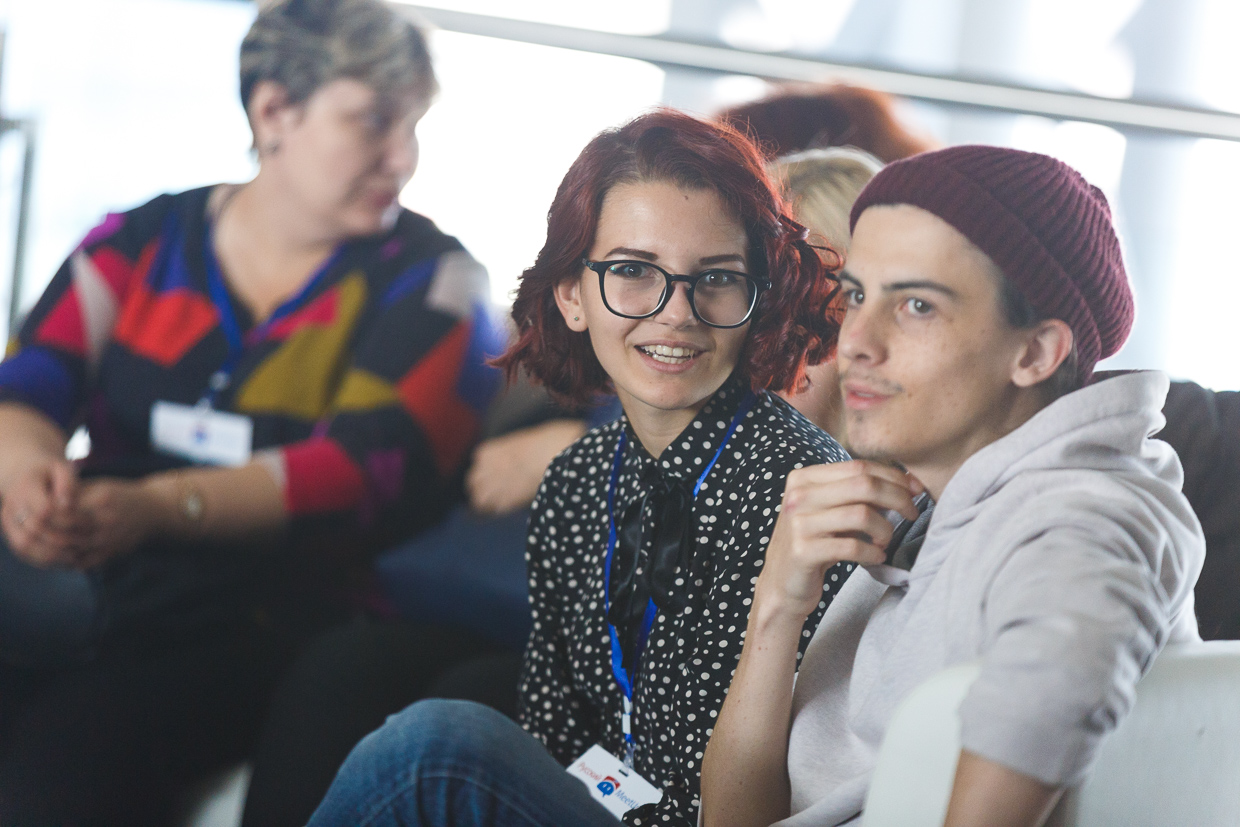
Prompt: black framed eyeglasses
<box><xmin>582</xmin><ymin>258</ymin><xmax>769</xmax><ymax>329</ymax></box>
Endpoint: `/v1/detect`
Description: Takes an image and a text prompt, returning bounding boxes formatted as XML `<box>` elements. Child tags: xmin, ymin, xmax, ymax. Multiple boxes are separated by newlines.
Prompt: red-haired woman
<box><xmin>307</xmin><ymin>110</ymin><xmax>850</xmax><ymax>827</ymax></box>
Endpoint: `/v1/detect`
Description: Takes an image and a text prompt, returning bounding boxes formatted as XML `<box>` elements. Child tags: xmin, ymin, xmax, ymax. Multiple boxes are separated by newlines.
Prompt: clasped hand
<box><xmin>757</xmin><ymin>460</ymin><xmax>924</xmax><ymax>619</ymax></box>
<box><xmin>0</xmin><ymin>458</ymin><xmax>163</xmax><ymax>570</ymax></box>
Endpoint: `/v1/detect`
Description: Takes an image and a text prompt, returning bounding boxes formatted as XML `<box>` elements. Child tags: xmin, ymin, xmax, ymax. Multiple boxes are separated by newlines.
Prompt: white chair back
<box><xmin>861</xmin><ymin>641</ymin><xmax>1240</xmax><ymax>827</ymax></box>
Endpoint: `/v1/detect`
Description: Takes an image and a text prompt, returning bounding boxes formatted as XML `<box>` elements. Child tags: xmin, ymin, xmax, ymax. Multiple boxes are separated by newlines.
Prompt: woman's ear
<box><xmin>1011</xmin><ymin>318</ymin><xmax>1074</xmax><ymax>388</ymax></box>
<box><xmin>247</xmin><ymin>80</ymin><xmax>298</xmax><ymax>156</ymax></box>
<box><xmin>554</xmin><ymin>276</ymin><xmax>589</xmax><ymax>332</ymax></box>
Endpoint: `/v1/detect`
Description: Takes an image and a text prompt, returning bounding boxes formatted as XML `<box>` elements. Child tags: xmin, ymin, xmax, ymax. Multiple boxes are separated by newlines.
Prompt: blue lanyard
<box><xmin>603</xmin><ymin>390</ymin><xmax>755</xmax><ymax>768</ymax></box>
<box><xmin>199</xmin><ymin>223</ymin><xmax>344</xmax><ymax>408</ymax></box>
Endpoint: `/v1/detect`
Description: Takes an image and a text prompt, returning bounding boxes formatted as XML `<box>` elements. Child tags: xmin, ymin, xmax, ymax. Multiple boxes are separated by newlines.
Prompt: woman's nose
<box><xmin>656</xmin><ymin>281</ymin><xmax>695</xmax><ymax>326</ymax></box>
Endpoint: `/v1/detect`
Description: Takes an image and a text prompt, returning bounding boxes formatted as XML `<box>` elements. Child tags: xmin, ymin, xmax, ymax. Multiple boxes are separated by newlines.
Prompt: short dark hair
<box><xmin>996</xmin><ymin>272</ymin><xmax>1081</xmax><ymax>399</ymax></box>
<box><xmin>494</xmin><ymin>109</ymin><xmax>841</xmax><ymax>406</ymax></box>
<box><xmin>240</xmin><ymin>0</ymin><xmax>436</xmax><ymax>117</ymax></box>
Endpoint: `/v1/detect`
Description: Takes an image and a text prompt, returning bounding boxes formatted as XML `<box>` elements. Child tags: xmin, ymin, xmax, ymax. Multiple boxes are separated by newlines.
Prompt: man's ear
<box><xmin>1011</xmin><ymin>319</ymin><xmax>1074</xmax><ymax>388</ymax></box>
<box><xmin>553</xmin><ymin>276</ymin><xmax>589</xmax><ymax>332</ymax></box>
<box><xmin>247</xmin><ymin>80</ymin><xmax>299</xmax><ymax>154</ymax></box>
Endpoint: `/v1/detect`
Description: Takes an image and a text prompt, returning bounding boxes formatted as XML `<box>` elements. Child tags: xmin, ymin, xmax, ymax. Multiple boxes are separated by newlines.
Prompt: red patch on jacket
<box><xmin>281</xmin><ymin>437</ymin><xmax>367</xmax><ymax>514</ymax></box>
<box><xmin>113</xmin><ymin>282</ymin><xmax>220</xmax><ymax>367</ymax></box>
<box><xmin>396</xmin><ymin>322</ymin><xmax>480</xmax><ymax>476</ymax></box>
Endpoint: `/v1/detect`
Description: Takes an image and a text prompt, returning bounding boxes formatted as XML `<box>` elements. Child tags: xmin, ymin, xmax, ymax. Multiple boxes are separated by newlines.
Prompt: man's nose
<box><xmin>837</xmin><ymin>303</ymin><xmax>885</xmax><ymax>366</ymax></box>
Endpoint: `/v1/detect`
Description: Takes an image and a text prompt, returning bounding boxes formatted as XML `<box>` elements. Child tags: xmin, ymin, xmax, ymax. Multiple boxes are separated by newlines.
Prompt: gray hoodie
<box><xmin>778</xmin><ymin>371</ymin><xmax>1205</xmax><ymax>827</ymax></box>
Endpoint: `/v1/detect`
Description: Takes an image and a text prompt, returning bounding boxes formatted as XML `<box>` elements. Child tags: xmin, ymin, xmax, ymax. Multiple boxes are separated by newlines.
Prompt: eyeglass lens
<box><xmin>600</xmin><ymin>262</ymin><xmax>756</xmax><ymax>326</ymax></box>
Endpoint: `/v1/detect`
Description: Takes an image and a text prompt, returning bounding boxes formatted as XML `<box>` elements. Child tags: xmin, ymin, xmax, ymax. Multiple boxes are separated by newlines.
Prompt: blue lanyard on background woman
<box><xmin>603</xmin><ymin>390</ymin><xmax>756</xmax><ymax>768</ymax></box>
<box><xmin>200</xmin><ymin>224</ymin><xmax>344</xmax><ymax>409</ymax></box>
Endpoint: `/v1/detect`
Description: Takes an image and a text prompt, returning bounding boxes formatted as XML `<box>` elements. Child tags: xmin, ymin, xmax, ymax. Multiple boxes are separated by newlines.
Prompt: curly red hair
<box><xmin>494</xmin><ymin>109</ymin><xmax>840</xmax><ymax>406</ymax></box>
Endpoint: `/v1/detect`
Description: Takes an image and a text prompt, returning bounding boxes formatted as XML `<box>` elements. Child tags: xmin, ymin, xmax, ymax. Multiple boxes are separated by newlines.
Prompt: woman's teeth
<box><xmin>640</xmin><ymin>344</ymin><xmax>698</xmax><ymax>364</ymax></box>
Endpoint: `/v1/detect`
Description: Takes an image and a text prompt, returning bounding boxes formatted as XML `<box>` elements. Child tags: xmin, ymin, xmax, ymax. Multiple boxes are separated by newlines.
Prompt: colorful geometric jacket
<box><xmin>0</xmin><ymin>187</ymin><xmax>504</xmax><ymax>557</ymax></box>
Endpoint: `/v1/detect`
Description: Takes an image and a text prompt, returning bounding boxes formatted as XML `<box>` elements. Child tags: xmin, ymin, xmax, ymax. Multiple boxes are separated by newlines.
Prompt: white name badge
<box><xmin>566</xmin><ymin>744</ymin><xmax>663</xmax><ymax>818</ymax></box>
<box><xmin>150</xmin><ymin>401</ymin><xmax>253</xmax><ymax>467</ymax></box>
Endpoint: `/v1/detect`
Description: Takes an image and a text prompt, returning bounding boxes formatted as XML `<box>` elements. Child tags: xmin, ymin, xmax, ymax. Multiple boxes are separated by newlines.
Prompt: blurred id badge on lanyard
<box><xmin>566</xmin><ymin>744</ymin><xmax>662</xmax><ymax>818</ymax></box>
<box><xmin>150</xmin><ymin>401</ymin><xmax>253</xmax><ymax>467</ymax></box>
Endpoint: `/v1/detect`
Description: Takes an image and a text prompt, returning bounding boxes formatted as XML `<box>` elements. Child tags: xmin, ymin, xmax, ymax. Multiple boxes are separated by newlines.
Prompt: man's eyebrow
<box><xmin>838</xmin><ymin>270</ymin><xmax>959</xmax><ymax>299</ymax></box>
<box><xmin>885</xmin><ymin>280</ymin><xmax>960</xmax><ymax>298</ymax></box>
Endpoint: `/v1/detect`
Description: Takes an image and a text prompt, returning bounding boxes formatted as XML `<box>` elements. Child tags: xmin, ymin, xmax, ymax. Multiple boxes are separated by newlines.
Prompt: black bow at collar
<box><xmin>607</xmin><ymin>462</ymin><xmax>696</xmax><ymax>678</ymax></box>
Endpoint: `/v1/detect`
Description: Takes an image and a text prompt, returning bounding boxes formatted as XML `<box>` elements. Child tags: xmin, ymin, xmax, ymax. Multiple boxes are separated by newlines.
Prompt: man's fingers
<box><xmin>827</xmin><ymin>536</ymin><xmax>888</xmax><ymax>567</ymax></box>
<box><xmin>789</xmin><ymin>503</ymin><xmax>898</xmax><ymax>553</ymax></box>
<box><xmin>905</xmin><ymin>473</ymin><xmax>927</xmax><ymax>497</ymax></box>
<box><xmin>782</xmin><ymin>533</ymin><xmax>887</xmax><ymax>570</ymax></box>
<box><xmin>787</xmin><ymin>459</ymin><xmax>915</xmax><ymax>491</ymax></box>
<box><xmin>786</xmin><ymin>474</ymin><xmax>919</xmax><ymax>523</ymax></box>
<box><xmin>785</xmin><ymin>461</ymin><xmax>921</xmax><ymax>520</ymax></box>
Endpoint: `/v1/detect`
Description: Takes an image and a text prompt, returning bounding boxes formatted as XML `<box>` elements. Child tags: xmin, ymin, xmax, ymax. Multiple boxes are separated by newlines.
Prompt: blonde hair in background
<box><xmin>770</xmin><ymin>147</ymin><xmax>881</xmax><ymax>446</ymax></box>
<box><xmin>771</xmin><ymin>147</ymin><xmax>883</xmax><ymax>254</ymax></box>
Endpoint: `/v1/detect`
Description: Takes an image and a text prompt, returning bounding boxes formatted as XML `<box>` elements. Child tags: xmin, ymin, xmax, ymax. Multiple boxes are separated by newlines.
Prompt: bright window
<box><xmin>400</xmin><ymin>30</ymin><xmax>664</xmax><ymax>306</ymax></box>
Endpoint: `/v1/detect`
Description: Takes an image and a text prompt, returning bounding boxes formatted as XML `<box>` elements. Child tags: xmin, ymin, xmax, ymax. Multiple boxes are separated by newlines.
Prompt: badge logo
<box><xmin>597</xmin><ymin>776</ymin><xmax>621</xmax><ymax>797</ymax></box>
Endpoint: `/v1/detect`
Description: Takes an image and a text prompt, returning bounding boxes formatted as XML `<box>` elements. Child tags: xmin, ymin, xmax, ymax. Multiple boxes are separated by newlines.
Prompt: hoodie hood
<box><xmin>939</xmin><ymin>371</ymin><xmax>1176</xmax><ymax>517</ymax></box>
<box><xmin>919</xmin><ymin>371</ymin><xmax>1192</xmax><ymax>574</ymax></box>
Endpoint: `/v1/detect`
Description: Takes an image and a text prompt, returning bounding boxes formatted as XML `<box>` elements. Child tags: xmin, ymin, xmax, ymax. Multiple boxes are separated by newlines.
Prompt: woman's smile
<box><xmin>635</xmin><ymin>340</ymin><xmax>707</xmax><ymax>368</ymax></box>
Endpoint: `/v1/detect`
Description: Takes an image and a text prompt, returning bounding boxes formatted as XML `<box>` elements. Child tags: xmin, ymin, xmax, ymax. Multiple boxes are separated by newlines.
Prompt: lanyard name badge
<box><xmin>566</xmin><ymin>391</ymin><xmax>755</xmax><ymax>816</ymax></box>
<box><xmin>149</xmin><ymin>226</ymin><xmax>341</xmax><ymax>467</ymax></box>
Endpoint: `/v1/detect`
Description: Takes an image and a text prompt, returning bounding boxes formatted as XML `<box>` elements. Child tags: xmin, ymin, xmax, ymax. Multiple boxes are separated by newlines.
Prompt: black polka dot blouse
<box><xmin>518</xmin><ymin>375</ymin><xmax>851</xmax><ymax>827</ymax></box>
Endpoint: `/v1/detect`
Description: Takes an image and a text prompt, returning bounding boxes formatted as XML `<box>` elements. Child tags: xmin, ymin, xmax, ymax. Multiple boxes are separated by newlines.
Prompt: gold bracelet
<box><xmin>177</xmin><ymin>475</ymin><xmax>205</xmax><ymax>529</ymax></box>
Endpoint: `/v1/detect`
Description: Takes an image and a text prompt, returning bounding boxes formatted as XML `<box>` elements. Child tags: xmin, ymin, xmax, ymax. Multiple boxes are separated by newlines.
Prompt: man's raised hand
<box><xmin>757</xmin><ymin>460</ymin><xmax>923</xmax><ymax>620</ymax></box>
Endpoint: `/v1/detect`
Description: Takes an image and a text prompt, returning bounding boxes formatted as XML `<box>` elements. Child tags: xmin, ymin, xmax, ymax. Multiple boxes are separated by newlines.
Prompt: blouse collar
<box><xmin>622</xmin><ymin>373</ymin><xmax>753</xmax><ymax>485</ymax></box>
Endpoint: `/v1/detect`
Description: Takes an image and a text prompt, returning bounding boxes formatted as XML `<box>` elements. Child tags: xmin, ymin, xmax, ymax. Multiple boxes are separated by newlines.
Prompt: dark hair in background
<box><xmin>996</xmin><ymin>273</ymin><xmax>1081</xmax><ymax>399</ymax></box>
<box><xmin>240</xmin><ymin>0</ymin><xmax>436</xmax><ymax>118</ymax></box>
<box><xmin>494</xmin><ymin>109</ymin><xmax>841</xmax><ymax>407</ymax></box>
<box><xmin>718</xmin><ymin>83</ymin><xmax>936</xmax><ymax>163</ymax></box>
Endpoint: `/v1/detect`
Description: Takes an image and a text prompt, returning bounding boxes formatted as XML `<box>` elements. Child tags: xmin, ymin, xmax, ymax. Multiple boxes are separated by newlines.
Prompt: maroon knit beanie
<box><xmin>849</xmin><ymin>144</ymin><xmax>1133</xmax><ymax>381</ymax></box>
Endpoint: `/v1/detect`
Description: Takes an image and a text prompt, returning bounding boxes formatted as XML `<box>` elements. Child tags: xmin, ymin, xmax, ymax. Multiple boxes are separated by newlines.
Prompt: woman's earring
<box><xmin>574</xmin><ymin>316</ymin><xmax>579</xmax><ymax>321</ymax></box>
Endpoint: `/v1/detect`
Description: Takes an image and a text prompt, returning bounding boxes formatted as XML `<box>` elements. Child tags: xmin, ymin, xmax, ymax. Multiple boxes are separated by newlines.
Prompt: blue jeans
<box><xmin>308</xmin><ymin>699</ymin><xmax>623</xmax><ymax>827</ymax></box>
<box><xmin>0</xmin><ymin>536</ymin><xmax>98</xmax><ymax>666</ymax></box>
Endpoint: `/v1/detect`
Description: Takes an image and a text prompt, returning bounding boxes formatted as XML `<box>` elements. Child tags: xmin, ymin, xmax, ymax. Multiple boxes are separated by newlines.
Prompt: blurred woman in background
<box><xmin>0</xmin><ymin>1</ymin><xmax>500</xmax><ymax>822</ymax></box>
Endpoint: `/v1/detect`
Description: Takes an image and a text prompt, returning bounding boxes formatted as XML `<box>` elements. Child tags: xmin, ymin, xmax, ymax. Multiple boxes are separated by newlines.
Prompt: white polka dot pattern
<box><xmin>517</xmin><ymin>377</ymin><xmax>851</xmax><ymax>826</ymax></box>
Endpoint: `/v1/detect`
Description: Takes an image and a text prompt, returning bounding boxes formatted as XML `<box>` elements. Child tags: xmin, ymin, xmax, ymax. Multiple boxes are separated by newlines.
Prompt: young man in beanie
<box><xmin>701</xmin><ymin>145</ymin><xmax>1204</xmax><ymax>827</ymax></box>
